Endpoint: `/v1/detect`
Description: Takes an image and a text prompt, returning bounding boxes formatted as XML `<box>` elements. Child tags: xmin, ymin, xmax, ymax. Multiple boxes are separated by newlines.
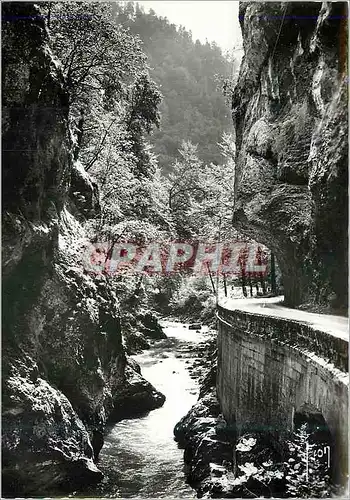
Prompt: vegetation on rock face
<box><xmin>285</xmin><ymin>424</ymin><xmax>332</xmax><ymax>498</ymax></box>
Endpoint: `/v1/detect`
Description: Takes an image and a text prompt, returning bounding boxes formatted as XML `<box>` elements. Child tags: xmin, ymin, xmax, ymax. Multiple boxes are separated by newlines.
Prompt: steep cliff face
<box><xmin>232</xmin><ymin>2</ymin><xmax>348</xmax><ymax>309</ymax></box>
<box><xmin>2</xmin><ymin>3</ymin><xmax>164</xmax><ymax>496</ymax></box>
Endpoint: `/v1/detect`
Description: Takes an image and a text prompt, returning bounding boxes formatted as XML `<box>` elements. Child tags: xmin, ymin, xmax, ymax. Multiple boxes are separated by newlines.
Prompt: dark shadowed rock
<box><xmin>138</xmin><ymin>311</ymin><xmax>167</xmax><ymax>339</ymax></box>
<box><xmin>109</xmin><ymin>365</ymin><xmax>165</xmax><ymax>421</ymax></box>
<box><xmin>2</xmin><ymin>3</ymin><xmax>165</xmax><ymax>495</ymax></box>
<box><xmin>91</xmin><ymin>429</ymin><xmax>104</xmax><ymax>461</ymax></box>
<box><xmin>189</xmin><ymin>323</ymin><xmax>202</xmax><ymax>330</ymax></box>
<box><xmin>173</xmin><ymin>337</ymin><xmax>229</xmax><ymax>495</ymax></box>
<box><xmin>2</xmin><ymin>368</ymin><xmax>103</xmax><ymax>496</ymax></box>
<box><xmin>174</xmin><ymin>387</ymin><xmax>234</xmax><ymax>493</ymax></box>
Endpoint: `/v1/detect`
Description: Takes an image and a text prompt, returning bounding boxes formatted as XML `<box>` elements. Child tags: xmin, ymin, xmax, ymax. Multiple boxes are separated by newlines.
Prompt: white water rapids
<box><xmin>85</xmin><ymin>321</ymin><xmax>215</xmax><ymax>498</ymax></box>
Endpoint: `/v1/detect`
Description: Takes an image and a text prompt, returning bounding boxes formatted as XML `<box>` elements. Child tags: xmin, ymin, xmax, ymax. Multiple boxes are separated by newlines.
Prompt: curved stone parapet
<box><xmin>216</xmin><ymin>305</ymin><xmax>348</xmax><ymax>484</ymax></box>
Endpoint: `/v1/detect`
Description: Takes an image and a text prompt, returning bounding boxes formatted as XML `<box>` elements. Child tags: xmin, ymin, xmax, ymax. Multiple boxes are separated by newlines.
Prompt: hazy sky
<box><xmin>137</xmin><ymin>1</ymin><xmax>242</xmax><ymax>54</ymax></box>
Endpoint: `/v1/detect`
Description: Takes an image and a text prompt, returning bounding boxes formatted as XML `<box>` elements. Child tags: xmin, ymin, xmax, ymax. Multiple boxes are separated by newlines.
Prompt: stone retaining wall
<box><xmin>216</xmin><ymin>306</ymin><xmax>348</xmax><ymax>483</ymax></box>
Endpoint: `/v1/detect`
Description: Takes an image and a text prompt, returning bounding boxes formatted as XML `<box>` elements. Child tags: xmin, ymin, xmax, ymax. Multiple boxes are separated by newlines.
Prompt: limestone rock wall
<box><xmin>232</xmin><ymin>2</ymin><xmax>348</xmax><ymax>308</ymax></box>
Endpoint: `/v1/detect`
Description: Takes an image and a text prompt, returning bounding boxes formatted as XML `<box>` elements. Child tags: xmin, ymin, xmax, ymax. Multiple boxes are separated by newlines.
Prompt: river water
<box><xmin>88</xmin><ymin>320</ymin><xmax>214</xmax><ymax>498</ymax></box>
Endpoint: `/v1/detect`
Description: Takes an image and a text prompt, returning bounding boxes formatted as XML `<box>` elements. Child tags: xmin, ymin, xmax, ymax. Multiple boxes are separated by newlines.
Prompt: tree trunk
<box><xmin>270</xmin><ymin>252</ymin><xmax>277</xmax><ymax>295</ymax></box>
<box><xmin>248</xmin><ymin>274</ymin><xmax>253</xmax><ymax>297</ymax></box>
<box><xmin>206</xmin><ymin>262</ymin><xmax>216</xmax><ymax>294</ymax></box>
<box><xmin>260</xmin><ymin>273</ymin><xmax>266</xmax><ymax>295</ymax></box>
<box><xmin>223</xmin><ymin>272</ymin><xmax>227</xmax><ymax>297</ymax></box>
<box><xmin>241</xmin><ymin>269</ymin><xmax>247</xmax><ymax>297</ymax></box>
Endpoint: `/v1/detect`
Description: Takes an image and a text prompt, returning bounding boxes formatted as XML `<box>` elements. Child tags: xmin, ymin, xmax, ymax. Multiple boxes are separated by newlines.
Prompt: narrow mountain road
<box><xmin>219</xmin><ymin>296</ymin><xmax>349</xmax><ymax>342</ymax></box>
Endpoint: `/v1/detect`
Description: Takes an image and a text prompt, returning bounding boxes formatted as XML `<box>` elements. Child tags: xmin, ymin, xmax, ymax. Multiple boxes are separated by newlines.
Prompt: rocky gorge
<box><xmin>2</xmin><ymin>1</ymin><xmax>348</xmax><ymax>498</ymax></box>
<box><xmin>173</xmin><ymin>2</ymin><xmax>348</xmax><ymax>497</ymax></box>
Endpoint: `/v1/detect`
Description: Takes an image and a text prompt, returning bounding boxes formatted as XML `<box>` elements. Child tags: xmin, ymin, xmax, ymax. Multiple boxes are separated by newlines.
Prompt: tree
<box><xmin>111</xmin><ymin>2</ymin><xmax>232</xmax><ymax>174</ymax></box>
<box><xmin>47</xmin><ymin>1</ymin><xmax>168</xmax><ymax>235</ymax></box>
<box><xmin>48</xmin><ymin>2</ymin><xmax>145</xmax><ymax>106</ymax></box>
<box><xmin>167</xmin><ymin>134</ymin><xmax>237</xmax><ymax>241</ymax></box>
<box><xmin>168</xmin><ymin>141</ymin><xmax>206</xmax><ymax>238</ymax></box>
<box><xmin>126</xmin><ymin>73</ymin><xmax>162</xmax><ymax>177</ymax></box>
<box><xmin>47</xmin><ymin>1</ymin><xmax>150</xmax><ymax>169</ymax></box>
<box><xmin>285</xmin><ymin>423</ymin><xmax>332</xmax><ymax>498</ymax></box>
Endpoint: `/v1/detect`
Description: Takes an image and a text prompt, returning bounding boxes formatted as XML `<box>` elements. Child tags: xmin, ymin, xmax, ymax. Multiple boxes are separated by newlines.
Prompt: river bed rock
<box><xmin>174</xmin><ymin>330</ymin><xmax>288</xmax><ymax>498</ymax></box>
<box><xmin>2</xmin><ymin>365</ymin><xmax>103</xmax><ymax>496</ymax></box>
<box><xmin>123</xmin><ymin>311</ymin><xmax>167</xmax><ymax>354</ymax></box>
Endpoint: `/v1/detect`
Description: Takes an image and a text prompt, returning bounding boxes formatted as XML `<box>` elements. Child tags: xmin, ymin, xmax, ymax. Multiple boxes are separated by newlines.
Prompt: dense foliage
<box><xmin>47</xmin><ymin>1</ymin><xmax>172</xmax><ymax>241</ymax></box>
<box><xmin>42</xmin><ymin>1</ymin><xmax>277</xmax><ymax>323</ymax></box>
<box><xmin>111</xmin><ymin>1</ymin><xmax>233</xmax><ymax>174</ymax></box>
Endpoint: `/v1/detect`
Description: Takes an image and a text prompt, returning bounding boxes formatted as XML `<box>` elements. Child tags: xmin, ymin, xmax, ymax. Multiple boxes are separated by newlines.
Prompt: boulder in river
<box><xmin>138</xmin><ymin>311</ymin><xmax>167</xmax><ymax>339</ymax></box>
<box><xmin>189</xmin><ymin>323</ymin><xmax>202</xmax><ymax>330</ymax></box>
<box><xmin>109</xmin><ymin>364</ymin><xmax>165</xmax><ymax>421</ymax></box>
